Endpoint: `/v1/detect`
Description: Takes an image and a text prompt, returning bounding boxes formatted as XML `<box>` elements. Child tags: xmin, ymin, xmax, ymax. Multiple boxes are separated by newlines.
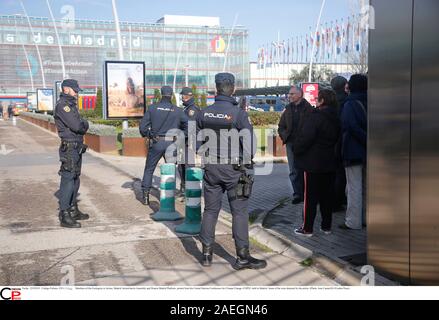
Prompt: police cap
<box><xmin>161</xmin><ymin>86</ymin><xmax>173</xmax><ymax>97</ymax></box>
<box><xmin>61</xmin><ymin>79</ymin><xmax>81</xmax><ymax>93</ymax></box>
<box><xmin>180</xmin><ymin>87</ymin><xmax>193</xmax><ymax>96</ymax></box>
<box><xmin>215</xmin><ymin>73</ymin><xmax>235</xmax><ymax>86</ymax></box>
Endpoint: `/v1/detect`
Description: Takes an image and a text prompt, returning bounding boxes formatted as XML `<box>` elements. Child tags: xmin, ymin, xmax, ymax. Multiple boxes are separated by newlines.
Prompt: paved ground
<box><xmin>0</xmin><ymin>118</ymin><xmax>338</xmax><ymax>286</ymax></box>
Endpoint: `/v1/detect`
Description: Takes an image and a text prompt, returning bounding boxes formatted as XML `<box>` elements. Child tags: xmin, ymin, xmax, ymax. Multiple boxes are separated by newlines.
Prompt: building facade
<box><xmin>0</xmin><ymin>15</ymin><xmax>249</xmax><ymax>95</ymax></box>
<box><xmin>250</xmin><ymin>62</ymin><xmax>357</xmax><ymax>88</ymax></box>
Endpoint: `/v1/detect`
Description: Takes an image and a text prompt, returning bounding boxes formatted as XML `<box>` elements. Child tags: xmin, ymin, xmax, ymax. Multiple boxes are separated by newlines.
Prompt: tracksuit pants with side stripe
<box><xmin>302</xmin><ymin>172</ymin><xmax>336</xmax><ymax>233</ymax></box>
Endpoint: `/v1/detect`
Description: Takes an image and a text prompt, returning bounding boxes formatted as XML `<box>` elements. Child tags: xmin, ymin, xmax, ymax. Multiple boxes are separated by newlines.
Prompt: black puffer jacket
<box><xmin>278</xmin><ymin>99</ymin><xmax>314</xmax><ymax>145</ymax></box>
<box><xmin>293</xmin><ymin>105</ymin><xmax>341</xmax><ymax>173</ymax></box>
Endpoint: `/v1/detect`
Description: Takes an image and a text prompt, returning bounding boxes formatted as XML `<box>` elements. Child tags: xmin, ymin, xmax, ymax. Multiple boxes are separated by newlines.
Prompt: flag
<box><xmin>345</xmin><ymin>18</ymin><xmax>351</xmax><ymax>53</ymax></box>
<box><xmin>306</xmin><ymin>34</ymin><xmax>309</xmax><ymax>62</ymax></box>
<box><xmin>336</xmin><ymin>21</ymin><xmax>341</xmax><ymax>55</ymax></box>
<box><xmin>301</xmin><ymin>36</ymin><xmax>304</xmax><ymax>63</ymax></box>
<box><xmin>316</xmin><ymin>30</ymin><xmax>320</xmax><ymax>59</ymax></box>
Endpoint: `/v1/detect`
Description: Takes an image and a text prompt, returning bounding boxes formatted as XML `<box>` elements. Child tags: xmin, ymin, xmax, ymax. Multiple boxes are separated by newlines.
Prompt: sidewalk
<box><xmin>88</xmin><ymin>149</ymin><xmax>396</xmax><ymax>286</ymax></box>
<box><xmin>0</xmin><ymin>118</ymin><xmax>339</xmax><ymax>286</ymax></box>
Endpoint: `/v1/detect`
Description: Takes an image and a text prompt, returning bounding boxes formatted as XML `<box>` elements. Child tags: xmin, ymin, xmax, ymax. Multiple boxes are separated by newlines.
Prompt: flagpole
<box><xmin>309</xmin><ymin>0</ymin><xmax>326</xmax><ymax>82</ymax></box>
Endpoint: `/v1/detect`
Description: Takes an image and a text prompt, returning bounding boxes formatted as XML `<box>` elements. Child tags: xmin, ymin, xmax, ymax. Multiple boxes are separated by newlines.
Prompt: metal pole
<box><xmin>46</xmin><ymin>0</ymin><xmax>66</xmax><ymax>79</ymax></box>
<box><xmin>309</xmin><ymin>0</ymin><xmax>326</xmax><ymax>82</ymax></box>
<box><xmin>111</xmin><ymin>0</ymin><xmax>124</xmax><ymax>60</ymax></box>
<box><xmin>223</xmin><ymin>13</ymin><xmax>239</xmax><ymax>72</ymax></box>
<box><xmin>20</xmin><ymin>1</ymin><xmax>46</xmax><ymax>87</ymax></box>
<box><xmin>14</xmin><ymin>15</ymin><xmax>34</xmax><ymax>91</ymax></box>
<box><xmin>173</xmin><ymin>32</ymin><xmax>187</xmax><ymax>94</ymax></box>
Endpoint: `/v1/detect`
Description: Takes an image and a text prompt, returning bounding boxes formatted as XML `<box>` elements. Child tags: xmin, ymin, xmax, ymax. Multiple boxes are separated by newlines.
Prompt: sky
<box><xmin>1</xmin><ymin>0</ymin><xmax>357</xmax><ymax>59</ymax></box>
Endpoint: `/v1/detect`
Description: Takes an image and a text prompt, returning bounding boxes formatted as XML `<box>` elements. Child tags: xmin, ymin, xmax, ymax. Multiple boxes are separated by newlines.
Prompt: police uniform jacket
<box><xmin>140</xmin><ymin>97</ymin><xmax>188</xmax><ymax>138</ymax></box>
<box><xmin>54</xmin><ymin>93</ymin><xmax>89</xmax><ymax>142</ymax></box>
<box><xmin>197</xmin><ymin>95</ymin><xmax>254</xmax><ymax>163</ymax></box>
<box><xmin>183</xmin><ymin>98</ymin><xmax>200</xmax><ymax>121</ymax></box>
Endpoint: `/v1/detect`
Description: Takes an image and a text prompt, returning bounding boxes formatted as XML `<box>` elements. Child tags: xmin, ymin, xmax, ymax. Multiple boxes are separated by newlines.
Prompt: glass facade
<box><xmin>0</xmin><ymin>15</ymin><xmax>249</xmax><ymax>95</ymax></box>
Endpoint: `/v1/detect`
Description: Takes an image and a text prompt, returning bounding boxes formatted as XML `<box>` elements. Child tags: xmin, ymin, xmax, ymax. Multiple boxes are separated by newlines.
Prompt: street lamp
<box><xmin>309</xmin><ymin>0</ymin><xmax>327</xmax><ymax>82</ymax></box>
<box><xmin>183</xmin><ymin>65</ymin><xmax>191</xmax><ymax>87</ymax></box>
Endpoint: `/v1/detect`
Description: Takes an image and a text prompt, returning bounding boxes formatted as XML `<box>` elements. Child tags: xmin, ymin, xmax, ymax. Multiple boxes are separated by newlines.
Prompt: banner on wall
<box><xmin>103</xmin><ymin>61</ymin><xmax>145</xmax><ymax>119</ymax></box>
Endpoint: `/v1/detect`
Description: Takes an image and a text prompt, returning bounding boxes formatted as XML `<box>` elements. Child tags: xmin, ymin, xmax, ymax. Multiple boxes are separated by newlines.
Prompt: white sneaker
<box><xmin>320</xmin><ymin>228</ymin><xmax>332</xmax><ymax>235</ymax></box>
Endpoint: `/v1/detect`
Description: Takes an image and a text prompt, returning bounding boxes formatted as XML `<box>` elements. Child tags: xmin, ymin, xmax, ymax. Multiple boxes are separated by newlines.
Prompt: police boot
<box><xmin>59</xmin><ymin>210</ymin><xmax>81</xmax><ymax>229</ymax></box>
<box><xmin>69</xmin><ymin>205</ymin><xmax>90</xmax><ymax>221</ymax></box>
<box><xmin>142</xmin><ymin>190</ymin><xmax>150</xmax><ymax>206</ymax></box>
<box><xmin>201</xmin><ymin>244</ymin><xmax>213</xmax><ymax>267</ymax></box>
<box><xmin>233</xmin><ymin>247</ymin><xmax>267</xmax><ymax>271</ymax></box>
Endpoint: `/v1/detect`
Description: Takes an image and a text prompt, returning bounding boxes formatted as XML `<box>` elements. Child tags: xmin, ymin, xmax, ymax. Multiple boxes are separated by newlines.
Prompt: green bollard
<box><xmin>152</xmin><ymin>164</ymin><xmax>183</xmax><ymax>222</ymax></box>
<box><xmin>175</xmin><ymin>167</ymin><xmax>203</xmax><ymax>235</ymax></box>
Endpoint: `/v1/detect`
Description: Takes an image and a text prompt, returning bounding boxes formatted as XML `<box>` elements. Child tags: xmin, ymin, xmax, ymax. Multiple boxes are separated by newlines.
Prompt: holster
<box><xmin>233</xmin><ymin>167</ymin><xmax>254</xmax><ymax>200</ymax></box>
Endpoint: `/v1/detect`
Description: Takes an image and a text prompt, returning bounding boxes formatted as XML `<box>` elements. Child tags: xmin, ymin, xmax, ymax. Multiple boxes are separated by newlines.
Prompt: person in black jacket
<box><xmin>278</xmin><ymin>86</ymin><xmax>314</xmax><ymax>204</ymax></box>
<box><xmin>54</xmin><ymin>79</ymin><xmax>90</xmax><ymax>228</ymax></box>
<box><xmin>139</xmin><ymin>86</ymin><xmax>188</xmax><ymax>205</ymax></box>
<box><xmin>293</xmin><ymin>89</ymin><xmax>341</xmax><ymax>237</ymax></box>
<box><xmin>331</xmin><ymin>76</ymin><xmax>348</xmax><ymax>211</ymax></box>
<box><xmin>340</xmin><ymin>74</ymin><xmax>368</xmax><ymax>230</ymax></box>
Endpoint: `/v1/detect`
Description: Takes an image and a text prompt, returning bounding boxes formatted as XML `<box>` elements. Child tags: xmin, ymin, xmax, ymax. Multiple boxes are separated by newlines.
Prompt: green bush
<box><xmin>122</xmin><ymin>127</ymin><xmax>142</xmax><ymax>138</ymax></box>
<box><xmin>249</xmin><ymin>112</ymin><xmax>281</xmax><ymax>126</ymax></box>
<box><xmin>87</xmin><ymin>123</ymin><xmax>117</xmax><ymax>136</ymax></box>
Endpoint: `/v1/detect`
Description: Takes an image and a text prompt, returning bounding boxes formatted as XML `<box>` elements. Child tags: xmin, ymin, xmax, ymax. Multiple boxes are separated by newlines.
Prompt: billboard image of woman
<box><xmin>104</xmin><ymin>61</ymin><xmax>145</xmax><ymax>119</ymax></box>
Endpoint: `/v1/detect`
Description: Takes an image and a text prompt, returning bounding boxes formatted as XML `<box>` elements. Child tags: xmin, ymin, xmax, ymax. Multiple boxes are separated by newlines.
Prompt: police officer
<box><xmin>54</xmin><ymin>79</ymin><xmax>90</xmax><ymax>228</ymax></box>
<box><xmin>197</xmin><ymin>73</ymin><xmax>267</xmax><ymax>271</ymax></box>
<box><xmin>177</xmin><ymin>87</ymin><xmax>200</xmax><ymax>196</ymax></box>
<box><xmin>139</xmin><ymin>86</ymin><xmax>188</xmax><ymax>205</ymax></box>
<box><xmin>7</xmin><ymin>103</ymin><xmax>14</xmax><ymax>120</ymax></box>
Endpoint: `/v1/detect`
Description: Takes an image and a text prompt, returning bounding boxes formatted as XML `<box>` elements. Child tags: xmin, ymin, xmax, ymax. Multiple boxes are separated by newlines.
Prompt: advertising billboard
<box><xmin>26</xmin><ymin>92</ymin><xmax>37</xmax><ymax>110</ymax></box>
<box><xmin>302</xmin><ymin>83</ymin><xmax>319</xmax><ymax>107</ymax></box>
<box><xmin>104</xmin><ymin>61</ymin><xmax>145</xmax><ymax>119</ymax></box>
<box><xmin>36</xmin><ymin>89</ymin><xmax>54</xmax><ymax>112</ymax></box>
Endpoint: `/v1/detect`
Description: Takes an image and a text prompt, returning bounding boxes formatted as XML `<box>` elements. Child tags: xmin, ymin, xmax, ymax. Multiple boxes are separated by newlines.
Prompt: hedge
<box><xmin>248</xmin><ymin>112</ymin><xmax>281</xmax><ymax>126</ymax></box>
<box><xmin>87</xmin><ymin>123</ymin><xmax>117</xmax><ymax>136</ymax></box>
<box><xmin>122</xmin><ymin>127</ymin><xmax>142</xmax><ymax>138</ymax></box>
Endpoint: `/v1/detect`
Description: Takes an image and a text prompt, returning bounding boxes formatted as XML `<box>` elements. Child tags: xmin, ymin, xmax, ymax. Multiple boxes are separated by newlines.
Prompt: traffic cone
<box><xmin>152</xmin><ymin>164</ymin><xmax>183</xmax><ymax>222</ymax></box>
<box><xmin>175</xmin><ymin>167</ymin><xmax>203</xmax><ymax>235</ymax></box>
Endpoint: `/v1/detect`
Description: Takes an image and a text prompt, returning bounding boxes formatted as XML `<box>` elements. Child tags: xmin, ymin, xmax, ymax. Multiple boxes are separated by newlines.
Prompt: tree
<box><xmin>192</xmin><ymin>84</ymin><xmax>200</xmax><ymax>106</ymax></box>
<box><xmin>153</xmin><ymin>89</ymin><xmax>161</xmax><ymax>103</ymax></box>
<box><xmin>200</xmin><ymin>93</ymin><xmax>208</xmax><ymax>108</ymax></box>
<box><xmin>171</xmin><ymin>93</ymin><xmax>177</xmax><ymax>106</ymax></box>
<box><xmin>290</xmin><ymin>65</ymin><xmax>336</xmax><ymax>84</ymax></box>
<box><xmin>346</xmin><ymin>0</ymin><xmax>369</xmax><ymax>74</ymax></box>
<box><xmin>95</xmin><ymin>87</ymin><xmax>103</xmax><ymax>118</ymax></box>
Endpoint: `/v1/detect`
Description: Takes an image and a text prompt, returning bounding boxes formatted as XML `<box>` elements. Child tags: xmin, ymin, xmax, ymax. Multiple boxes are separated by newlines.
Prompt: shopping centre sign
<box><xmin>2</xmin><ymin>32</ymin><xmax>142</xmax><ymax>48</ymax></box>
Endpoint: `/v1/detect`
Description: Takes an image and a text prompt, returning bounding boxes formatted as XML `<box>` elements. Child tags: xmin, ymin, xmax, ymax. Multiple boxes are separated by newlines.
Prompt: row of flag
<box><xmin>257</xmin><ymin>15</ymin><xmax>368</xmax><ymax>68</ymax></box>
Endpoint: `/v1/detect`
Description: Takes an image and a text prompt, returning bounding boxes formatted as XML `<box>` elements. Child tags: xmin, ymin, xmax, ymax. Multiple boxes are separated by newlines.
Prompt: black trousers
<box><xmin>302</xmin><ymin>172</ymin><xmax>336</xmax><ymax>233</ymax></box>
<box><xmin>334</xmin><ymin>162</ymin><xmax>347</xmax><ymax>208</ymax></box>
<box><xmin>58</xmin><ymin>143</ymin><xmax>83</xmax><ymax>211</ymax></box>
<box><xmin>200</xmin><ymin>164</ymin><xmax>249</xmax><ymax>249</ymax></box>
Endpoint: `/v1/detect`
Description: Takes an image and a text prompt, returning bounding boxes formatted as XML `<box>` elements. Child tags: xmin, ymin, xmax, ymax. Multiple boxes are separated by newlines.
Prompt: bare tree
<box><xmin>347</xmin><ymin>0</ymin><xmax>370</xmax><ymax>74</ymax></box>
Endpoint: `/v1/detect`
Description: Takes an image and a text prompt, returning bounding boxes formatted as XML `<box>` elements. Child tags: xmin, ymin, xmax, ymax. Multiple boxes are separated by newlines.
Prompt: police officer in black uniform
<box><xmin>177</xmin><ymin>87</ymin><xmax>200</xmax><ymax>196</ymax></box>
<box><xmin>54</xmin><ymin>79</ymin><xmax>90</xmax><ymax>228</ymax></box>
<box><xmin>139</xmin><ymin>86</ymin><xmax>188</xmax><ymax>205</ymax></box>
<box><xmin>197</xmin><ymin>73</ymin><xmax>267</xmax><ymax>271</ymax></box>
